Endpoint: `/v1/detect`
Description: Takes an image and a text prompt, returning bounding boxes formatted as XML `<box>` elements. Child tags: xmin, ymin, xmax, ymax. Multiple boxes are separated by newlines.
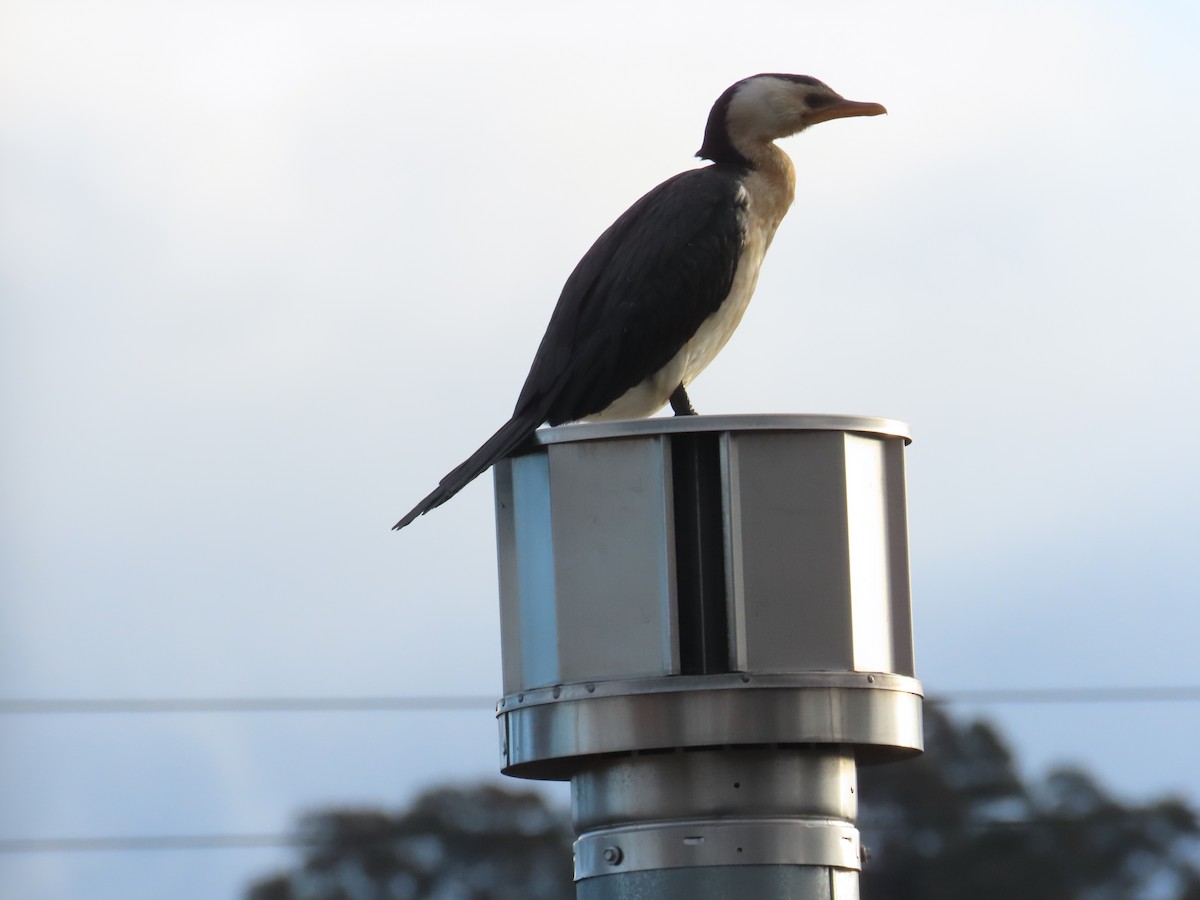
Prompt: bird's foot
<box><xmin>669</xmin><ymin>384</ymin><xmax>698</xmax><ymax>416</ymax></box>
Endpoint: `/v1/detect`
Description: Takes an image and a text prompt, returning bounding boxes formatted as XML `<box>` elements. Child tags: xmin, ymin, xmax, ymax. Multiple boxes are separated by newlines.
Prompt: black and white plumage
<box><xmin>394</xmin><ymin>73</ymin><xmax>885</xmax><ymax>530</ymax></box>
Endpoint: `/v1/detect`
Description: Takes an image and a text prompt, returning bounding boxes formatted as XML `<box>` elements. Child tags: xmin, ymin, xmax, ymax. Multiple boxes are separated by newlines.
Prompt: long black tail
<box><xmin>393</xmin><ymin>414</ymin><xmax>542</xmax><ymax>530</ymax></box>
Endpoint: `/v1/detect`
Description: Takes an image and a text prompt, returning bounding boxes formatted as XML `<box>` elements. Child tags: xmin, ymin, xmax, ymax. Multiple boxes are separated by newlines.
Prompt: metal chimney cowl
<box><xmin>492</xmin><ymin>414</ymin><xmax>923</xmax><ymax>900</ymax></box>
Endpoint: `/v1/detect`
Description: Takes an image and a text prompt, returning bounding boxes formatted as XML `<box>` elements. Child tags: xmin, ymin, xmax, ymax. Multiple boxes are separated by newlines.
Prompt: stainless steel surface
<box><xmin>883</xmin><ymin>441</ymin><xmax>915</xmax><ymax>674</ymax></box>
<box><xmin>498</xmin><ymin>674</ymin><xmax>923</xmax><ymax>779</ymax></box>
<box><xmin>575</xmin><ymin>819</ymin><xmax>861</xmax><ymax>879</ymax></box>
<box><xmin>722</xmin><ymin>430</ymin><xmax>914</xmax><ymax>676</ymax></box>
<box><xmin>576</xmin><ymin>866</ymin><xmax>858</xmax><ymax>900</ymax></box>
<box><xmin>832</xmin><ymin>868</ymin><xmax>860</xmax><ymax>898</ymax></box>
<box><xmin>494</xmin><ymin>452</ymin><xmax>557</xmax><ymax>691</ymax></box>
<box><xmin>547</xmin><ymin>437</ymin><xmax>679</xmax><ymax>684</ymax></box>
<box><xmin>493</xmin><ymin>458</ymin><xmax>523</xmax><ymax>693</ymax></box>
<box><xmin>494</xmin><ymin>437</ymin><xmax>681</xmax><ymax>693</ymax></box>
<box><xmin>528</xmin><ymin>413</ymin><xmax>911</xmax><ymax>447</ymax></box>
<box><xmin>572</xmin><ymin>748</ymin><xmax>862</xmax><ymax>891</ymax></box>
<box><xmin>571</xmin><ymin>748</ymin><xmax>857</xmax><ymax>831</ymax></box>
<box><xmin>499</xmin><ymin>670</ymin><xmax>921</xmax><ymax>708</ymax></box>
<box><xmin>493</xmin><ymin>414</ymin><xmax>920</xmax><ymax>897</ymax></box>
<box><xmin>495</xmin><ymin>416</ymin><xmax>916</xmax><ymax>694</ymax></box>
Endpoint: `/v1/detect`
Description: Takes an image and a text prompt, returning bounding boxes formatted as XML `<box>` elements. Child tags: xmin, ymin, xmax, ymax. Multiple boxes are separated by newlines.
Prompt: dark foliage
<box><xmin>245</xmin><ymin>784</ymin><xmax>572</xmax><ymax>900</ymax></box>
<box><xmin>858</xmin><ymin>705</ymin><xmax>1200</xmax><ymax>900</ymax></box>
<box><xmin>248</xmin><ymin>709</ymin><xmax>1200</xmax><ymax>899</ymax></box>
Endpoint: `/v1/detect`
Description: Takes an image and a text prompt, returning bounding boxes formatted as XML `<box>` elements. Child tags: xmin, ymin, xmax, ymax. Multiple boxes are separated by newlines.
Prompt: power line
<box><xmin>0</xmin><ymin>696</ymin><xmax>496</xmax><ymax>715</ymax></box>
<box><xmin>3</xmin><ymin>687</ymin><xmax>1200</xmax><ymax>715</ymax></box>
<box><xmin>4</xmin><ymin>689</ymin><xmax>1197</xmax><ymax>859</ymax></box>
<box><xmin>0</xmin><ymin>815</ymin><xmax>1145</xmax><ymax>856</ymax></box>
<box><xmin>0</xmin><ymin>833</ymin><xmax>304</xmax><ymax>854</ymax></box>
<box><xmin>930</xmin><ymin>686</ymin><xmax>1200</xmax><ymax>705</ymax></box>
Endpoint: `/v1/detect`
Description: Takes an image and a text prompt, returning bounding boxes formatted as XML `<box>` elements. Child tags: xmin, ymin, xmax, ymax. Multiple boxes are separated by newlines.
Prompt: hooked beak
<box><xmin>803</xmin><ymin>98</ymin><xmax>888</xmax><ymax>127</ymax></box>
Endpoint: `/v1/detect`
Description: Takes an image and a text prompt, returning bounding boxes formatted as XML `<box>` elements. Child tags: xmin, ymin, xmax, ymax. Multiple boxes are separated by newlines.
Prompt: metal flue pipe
<box><xmin>493</xmin><ymin>415</ymin><xmax>923</xmax><ymax>899</ymax></box>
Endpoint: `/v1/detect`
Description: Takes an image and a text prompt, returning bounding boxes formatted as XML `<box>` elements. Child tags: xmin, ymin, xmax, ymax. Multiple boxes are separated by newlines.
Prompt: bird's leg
<box><xmin>670</xmin><ymin>384</ymin><xmax>698</xmax><ymax>416</ymax></box>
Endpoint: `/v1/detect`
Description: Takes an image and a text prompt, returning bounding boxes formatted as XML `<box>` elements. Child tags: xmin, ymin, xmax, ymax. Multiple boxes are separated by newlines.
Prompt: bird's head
<box><xmin>698</xmin><ymin>73</ymin><xmax>886</xmax><ymax>166</ymax></box>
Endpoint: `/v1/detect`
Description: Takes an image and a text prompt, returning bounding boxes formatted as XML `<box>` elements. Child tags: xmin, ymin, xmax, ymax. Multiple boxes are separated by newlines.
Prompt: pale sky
<box><xmin>2</xmin><ymin>1</ymin><xmax>1199</xmax><ymax>897</ymax></box>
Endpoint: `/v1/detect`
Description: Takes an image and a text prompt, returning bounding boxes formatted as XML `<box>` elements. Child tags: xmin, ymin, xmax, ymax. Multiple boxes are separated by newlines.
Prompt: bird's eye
<box><xmin>805</xmin><ymin>93</ymin><xmax>835</xmax><ymax>108</ymax></box>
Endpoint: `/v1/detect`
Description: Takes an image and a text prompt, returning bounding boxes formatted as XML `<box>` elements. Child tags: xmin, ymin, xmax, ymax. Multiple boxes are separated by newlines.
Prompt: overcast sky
<box><xmin>2</xmin><ymin>1</ymin><xmax>1199</xmax><ymax>897</ymax></box>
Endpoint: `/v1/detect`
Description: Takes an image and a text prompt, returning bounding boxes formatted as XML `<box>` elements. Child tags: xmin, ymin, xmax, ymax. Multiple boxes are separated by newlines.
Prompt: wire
<box><xmin>3</xmin><ymin>688</ymin><xmax>1197</xmax><ymax>858</ymax></box>
<box><xmin>0</xmin><ymin>814</ymin><xmax>1161</xmax><ymax>856</ymax></box>
<box><xmin>2</xmin><ymin>688</ymin><xmax>1198</xmax><ymax>857</ymax></box>
<box><xmin>3</xmin><ymin>687</ymin><xmax>1200</xmax><ymax>715</ymax></box>
<box><xmin>930</xmin><ymin>686</ymin><xmax>1200</xmax><ymax>705</ymax></box>
<box><xmin>0</xmin><ymin>696</ymin><xmax>496</xmax><ymax>714</ymax></box>
<box><xmin>0</xmin><ymin>834</ymin><xmax>304</xmax><ymax>854</ymax></box>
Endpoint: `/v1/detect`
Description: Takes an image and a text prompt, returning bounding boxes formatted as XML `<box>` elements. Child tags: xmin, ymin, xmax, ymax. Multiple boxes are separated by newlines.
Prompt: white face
<box><xmin>725</xmin><ymin>76</ymin><xmax>840</xmax><ymax>144</ymax></box>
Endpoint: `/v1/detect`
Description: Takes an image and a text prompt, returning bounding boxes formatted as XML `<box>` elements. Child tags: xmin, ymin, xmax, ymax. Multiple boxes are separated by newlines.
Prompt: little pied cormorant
<box><xmin>394</xmin><ymin>73</ymin><xmax>885</xmax><ymax>530</ymax></box>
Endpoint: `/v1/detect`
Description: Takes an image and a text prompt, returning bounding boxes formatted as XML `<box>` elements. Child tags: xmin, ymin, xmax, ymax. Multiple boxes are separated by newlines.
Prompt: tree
<box><xmin>858</xmin><ymin>705</ymin><xmax>1200</xmax><ymax>900</ymax></box>
<box><xmin>246</xmin><ymin>783</ymin><xmax>572</xmax><ymax>900</ymax></box>
<box><xmin>248</xmin><ymin>709</ymin><xmax>1200</xmax><ymax>899</ymax></box>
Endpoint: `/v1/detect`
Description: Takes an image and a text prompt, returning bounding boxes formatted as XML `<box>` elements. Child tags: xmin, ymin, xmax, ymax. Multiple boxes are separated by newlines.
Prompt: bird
<box><xmin>394</xmin><ymin>73</ymin><xmax>885</xmax><ymax>530</ymax></box>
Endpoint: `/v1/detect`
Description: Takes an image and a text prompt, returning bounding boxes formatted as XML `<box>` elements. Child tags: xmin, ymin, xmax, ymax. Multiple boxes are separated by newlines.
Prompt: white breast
<box><xmin>681</xmin><ymin>204</ymin><xmax>770</xmax><ymax>384</ymax></box>
<box><xmin>586</xmin><ymin>154</ymin><xmax>795</xmax><ymax>422</ymax></box>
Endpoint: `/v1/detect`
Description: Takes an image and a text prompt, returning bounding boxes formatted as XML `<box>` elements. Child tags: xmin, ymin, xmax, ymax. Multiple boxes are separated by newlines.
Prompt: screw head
<box><xmin>602</xmin><ymin>846</ymin><xmax>623</xmax><ymax>865</ymax></box>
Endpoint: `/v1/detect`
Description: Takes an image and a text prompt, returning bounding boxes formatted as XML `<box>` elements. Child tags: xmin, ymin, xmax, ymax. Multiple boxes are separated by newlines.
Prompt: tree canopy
<box><xmin>246</xmin><ymin>784</ymin><xmax>573</xmax><ymax>900</ymax></box>
<box><xmin>858</xmin><ymin>705</ymin><xmax>1200</xmax><ymax>900</ymax></box>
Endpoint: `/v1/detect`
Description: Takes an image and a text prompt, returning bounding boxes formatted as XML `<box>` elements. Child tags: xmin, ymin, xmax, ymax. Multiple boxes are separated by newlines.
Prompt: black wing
<box><xmin>394</xmin><ymin>163</ymin><xmax>747</xmax><ymax>530</ymax></box>
<box><xmin>514</xmin><ymin>164</ymin><xmax>748</xmax><ymax>425</ymax></box>
<box><xmin>393</xmin><ymin>411</ymin><xmax>541</xmax><ymax>529</ymax></box>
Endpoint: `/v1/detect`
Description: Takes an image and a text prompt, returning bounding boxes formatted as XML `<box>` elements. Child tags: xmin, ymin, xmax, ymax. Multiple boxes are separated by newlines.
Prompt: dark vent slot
<box><xmin>671</xmin><ymin>432</ymin><xmax>730</xmax><ymax>675</ymax></box>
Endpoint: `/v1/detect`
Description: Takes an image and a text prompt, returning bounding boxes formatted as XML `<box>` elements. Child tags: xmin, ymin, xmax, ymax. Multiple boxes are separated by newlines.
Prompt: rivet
<box><xmin>586</xmin><ymin>683</ymin><xmax>595</xmax><ymax>693</ymax></box>
<box><xmin>602</xmin><ymin>846</ymin><xmax>623</xmax><ymax>865</ymax></box>
<box><xmin>552</xmin><ymin>685</ymin><xmax>562</xmax><ymax>698</ymax></box>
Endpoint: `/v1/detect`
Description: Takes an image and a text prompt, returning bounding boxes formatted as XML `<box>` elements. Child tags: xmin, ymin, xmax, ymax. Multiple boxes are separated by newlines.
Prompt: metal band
<box><xmin>529</xmin><ymin>414</ymin><xmax>912</xmax><ymax>447</ymax></box>
<box><xmin>498</xmin><ymin>671</ymin><xmax>922</xmax><ymax>710</ymax></box>
<box><xmin>498</xmin><ymin>674</ymin><xmax>924</xmax><ymax>778</ymax></box>
<box><xmin>574</xmin><ymin>818</ymin><xmax>861</xmax><ymax>881</ymax></box>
